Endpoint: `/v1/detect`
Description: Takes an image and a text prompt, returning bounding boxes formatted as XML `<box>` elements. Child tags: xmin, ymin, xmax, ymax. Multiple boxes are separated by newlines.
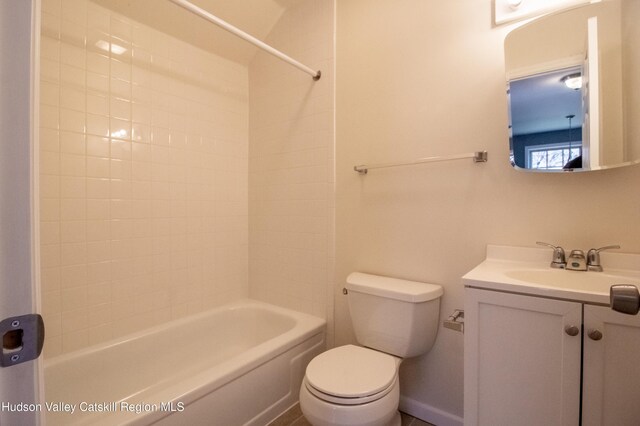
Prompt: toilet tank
<box><xmin>345</xmin><ymin>272</ymin><xmax>443</xmax><ymax>358</ymax></box>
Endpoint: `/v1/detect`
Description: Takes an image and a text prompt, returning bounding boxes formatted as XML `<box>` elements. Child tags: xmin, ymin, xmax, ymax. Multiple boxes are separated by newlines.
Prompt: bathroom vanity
<box><xmin>463</xmin><ymin>245</ymin><xmax>640</xmax><ymax>426</ymax></box>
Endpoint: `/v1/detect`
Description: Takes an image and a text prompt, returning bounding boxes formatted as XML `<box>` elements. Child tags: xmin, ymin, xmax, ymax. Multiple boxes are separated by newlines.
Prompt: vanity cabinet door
<box><xmin>464</xmin><ymin>289</ymin><xmax>582</xmax><ymax>426</ymax></box>
<box><xmin>582</xmin><ymin>305</ymin><xmax>640</xmax><ymax>426</ymax></box>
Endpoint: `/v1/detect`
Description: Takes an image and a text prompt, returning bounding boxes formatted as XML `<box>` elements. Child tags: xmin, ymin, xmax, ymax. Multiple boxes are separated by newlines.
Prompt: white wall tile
<box><xmin>248</xmin><ymin>0</ymin><xmax>334</xmax><ymax>322</ymax></box>
<box><xmin>41</xmin><ymin>0</ymin><xmax>249</xmax><ymax>356</ymax></box>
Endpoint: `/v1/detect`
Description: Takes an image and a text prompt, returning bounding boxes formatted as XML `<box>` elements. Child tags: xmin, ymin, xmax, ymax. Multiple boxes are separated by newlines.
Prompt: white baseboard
<box><xmin>399</xmin><ymin>395</ymin><xmax>464</xmax><ymax>426</ymax></box>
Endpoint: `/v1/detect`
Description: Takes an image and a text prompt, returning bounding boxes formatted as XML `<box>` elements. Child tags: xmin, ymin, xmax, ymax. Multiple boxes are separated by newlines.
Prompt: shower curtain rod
<box><xmin>168</xmin><ymin>0</ymin><xmax>322</xmax><ymax>81</ymax></box>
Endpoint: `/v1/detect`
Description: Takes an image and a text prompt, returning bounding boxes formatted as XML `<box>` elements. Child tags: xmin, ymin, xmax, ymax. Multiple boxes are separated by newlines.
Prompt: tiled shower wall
<box><xmin>39</xmin><ymin>0</ymin><xmax>249</xmax><ymax>356</ymax></box>
<box><xmin>248</xmin><ymin>0</ymin><xmax>335</xmax><ymax>340</ymax></box>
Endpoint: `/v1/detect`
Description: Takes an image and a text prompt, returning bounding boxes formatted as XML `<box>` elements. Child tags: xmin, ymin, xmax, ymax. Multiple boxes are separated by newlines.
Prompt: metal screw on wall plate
<box><xmin>11</xmin><ymin>321</ymin><xmax>19</xmax><ymax>328</ymax></box>
<box><xmin>10</xmin><ymin>355</ymin><xmax>20</xmax><ymax>362</ymax></box>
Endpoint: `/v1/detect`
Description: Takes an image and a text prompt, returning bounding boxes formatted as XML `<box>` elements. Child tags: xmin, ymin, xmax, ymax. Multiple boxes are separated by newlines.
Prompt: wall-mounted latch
<box><xmin>0</xmin><ymin>314</ymin><xmax>45</xmax><ymax>367</ymax></box>
<box><xmin>443</xmin><ymin>309</ymin><xmax>464</xmax><ymax>333</ymax></box>
<box><xmin>610</xmin><ymin>284</ymin><xmax>640</xmax><ymax>315</ymax></box>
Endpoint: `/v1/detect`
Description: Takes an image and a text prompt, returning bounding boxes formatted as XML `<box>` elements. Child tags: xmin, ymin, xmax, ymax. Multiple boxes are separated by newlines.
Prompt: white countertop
<box><xmin>462</xmin><ymin>245</ymin><xmax>640</xmax><ymax>305</ymax></box>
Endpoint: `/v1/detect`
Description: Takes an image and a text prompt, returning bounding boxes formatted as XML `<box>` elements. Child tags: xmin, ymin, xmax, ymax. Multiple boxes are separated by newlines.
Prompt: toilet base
<box><xmin>299</xmin><ymin>377</ymin><xmax>400</xmax><ymax>426</ymax></box>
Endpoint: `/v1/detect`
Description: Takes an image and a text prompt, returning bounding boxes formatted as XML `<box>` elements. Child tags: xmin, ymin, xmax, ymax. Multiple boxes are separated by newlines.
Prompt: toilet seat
<box><xmin>304</xmin><ymin>345</ymin><xmax>399</xmax><ymax>405</ymax></box>
<box><xmin>304</xmin><ymin>375</ymin><xmax>398</xmax><ymax>405</ymax></box>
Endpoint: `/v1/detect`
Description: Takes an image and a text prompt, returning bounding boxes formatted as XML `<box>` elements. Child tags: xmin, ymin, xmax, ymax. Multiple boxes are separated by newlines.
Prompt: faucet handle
<box><xmin>589</xmin><ymin>245</ymin><xmax>621</xmax><ymax>254</ymax></box>
<box><xmin>587</xmin><ymin>245</ymin><xmax>621</xmax><ymax>272</ymax></box>
<box><xmin>537</xmin><ymin>241</ymin><xmax>562</xmax><ymax>250</ymax></box>
<box><xmin>536</xmin><ymin>242</ymin><xmax>566</xmax><ymax>269</ymax></box>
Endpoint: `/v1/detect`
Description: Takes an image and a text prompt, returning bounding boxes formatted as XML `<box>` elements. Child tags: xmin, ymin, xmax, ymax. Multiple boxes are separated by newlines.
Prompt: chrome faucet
<box><xmin>537</xmin><ymin>242</ymin><xmax>566</xmax><ymax>269</ymax></box>
<box><xmin>587</xmin><ymin>245</ymin><xmax>621</xmax><ymax>272</ymax></box>
<box><xmin>538</xmin><ymin>242</ymin><xmax>620</xmax><ymax>271</ymax></box>
<box><xmin>566</xmin><ymin>250</ymin><xmax>587</xmax><ymax>271</ymax></box>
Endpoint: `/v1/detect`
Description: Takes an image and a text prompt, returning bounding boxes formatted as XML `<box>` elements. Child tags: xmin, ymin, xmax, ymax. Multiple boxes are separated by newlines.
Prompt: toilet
<box><xmin>300</xmin><ymin>272</ymin><xmax>443</xmax><ymax>426</ymax></box>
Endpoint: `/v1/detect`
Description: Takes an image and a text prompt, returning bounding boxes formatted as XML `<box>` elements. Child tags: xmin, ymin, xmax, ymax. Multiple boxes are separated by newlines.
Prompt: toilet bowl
<box><xmin>300</xmin><ymin>345</ymin><xmax>401</xmax><ymax>426</ymax></box>
<box><xmin>299</xmin><ymin>272</ymin><xmax>443</xmax><ymax>426</ymax></box>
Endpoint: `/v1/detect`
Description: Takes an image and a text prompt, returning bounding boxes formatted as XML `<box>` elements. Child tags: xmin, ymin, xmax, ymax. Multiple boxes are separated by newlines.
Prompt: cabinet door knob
<box><xmin>588</xmin><ymin>329</ymin><xmax>603</xmax><ymax>341</ymax></box>
<box><xmin>565</xmin><ymin>325</ymin><xmax>580</xmax><ymax>336</ymax></box>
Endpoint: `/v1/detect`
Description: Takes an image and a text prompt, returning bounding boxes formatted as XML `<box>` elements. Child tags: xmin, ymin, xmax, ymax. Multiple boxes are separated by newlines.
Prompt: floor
<box><xmin>268</xmin><ymin>403</ymin><xmax>435</xmax><ymax>426</ymax></box>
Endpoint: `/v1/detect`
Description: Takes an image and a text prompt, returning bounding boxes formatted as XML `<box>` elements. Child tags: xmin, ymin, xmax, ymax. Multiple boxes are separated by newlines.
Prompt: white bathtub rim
<box><xmin>45</xmin><ymin>298</ymin><xmax>323</xmax><ymax>368</ymax></box>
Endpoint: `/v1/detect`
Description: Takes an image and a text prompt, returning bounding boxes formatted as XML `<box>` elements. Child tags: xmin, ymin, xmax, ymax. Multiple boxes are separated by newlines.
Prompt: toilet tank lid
<box><xmin>346</xmin><ymin>272</ymin><xmax>443</xmax><ymax>302</ymax></box>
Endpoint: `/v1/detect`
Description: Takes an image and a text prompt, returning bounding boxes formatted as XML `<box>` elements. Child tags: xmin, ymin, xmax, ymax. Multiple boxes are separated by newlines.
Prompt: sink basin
<box><xmin>463</xmin><ymin>245</ymin><xmax>640</xmax><ymax>305</ymax></box>
<box><xmin>504</xmin><ymin>269</ymin><xmax>639</xmax><ymax>293</ymax></box>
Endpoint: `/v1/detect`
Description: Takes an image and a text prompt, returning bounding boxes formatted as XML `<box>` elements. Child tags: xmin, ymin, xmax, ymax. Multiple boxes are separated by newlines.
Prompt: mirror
<box><xmin>504</xmin><ymin>0</ymin><xmax>640</xmax><ymax>172</ymax></box>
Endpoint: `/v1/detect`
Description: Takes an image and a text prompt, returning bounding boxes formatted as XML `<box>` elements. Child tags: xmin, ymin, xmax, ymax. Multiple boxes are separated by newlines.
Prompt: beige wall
<box><xmin>248</xmin><ymin>0</ymin><xmax>335</xmax><ymax>341</ymax></box>
<box><xmin>336</xmin><ymin>0</ymin><xmax>640</xmax><ymax>420</ymax></box>
<box><xmin>505</xmin><ymin>7</ymin><xmax>589</xmax><ymax>76</ymax></box>
<box><xmin>39</xmin><ymin>0</ymin><xmax>249</xmax><ymax>356</ymax></box>
<box><xmin>622</xmin><ymin>0</ymin><xmax>640</xmax><ymax>161</ymax></box>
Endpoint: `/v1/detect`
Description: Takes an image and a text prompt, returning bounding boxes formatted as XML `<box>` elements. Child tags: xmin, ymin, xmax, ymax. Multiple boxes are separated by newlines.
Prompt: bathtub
<box><xmin>44</xmin><ymin>300</ymin><xmax>326</xmax><ymax>426</ymax></box>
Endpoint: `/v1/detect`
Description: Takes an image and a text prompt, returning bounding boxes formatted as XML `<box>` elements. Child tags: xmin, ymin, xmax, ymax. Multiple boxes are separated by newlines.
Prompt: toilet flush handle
<box><xmin>443</xmin><ymin>310</ymin><xmax>464</xmax><ymax>333</ymax></box>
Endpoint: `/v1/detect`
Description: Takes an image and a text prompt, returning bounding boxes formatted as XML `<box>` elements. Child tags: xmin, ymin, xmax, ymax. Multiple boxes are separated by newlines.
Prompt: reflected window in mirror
<box><xmin>527</xmin><ymin>144</ymin><xmax>582</xmax><ymax>170</ymax></box>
